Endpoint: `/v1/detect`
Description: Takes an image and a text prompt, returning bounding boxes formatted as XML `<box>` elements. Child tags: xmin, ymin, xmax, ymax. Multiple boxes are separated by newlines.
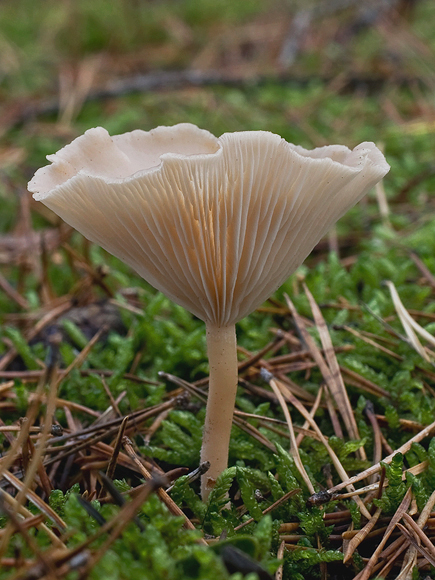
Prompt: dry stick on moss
<box><xmin>342</xmin><ymin>324</ymin><xmax>403</xmax><ymax>361</ymax></box>
<box><xmin>275</xmin><ymin>540</ymin><xmax>286</xmax><ymax>580</ymax></box>
<box><xmin>143</xmin><ymin>408</ymin><xmax>171</xmax><ymax>445</ymax></box>
<box><xmin>160</xmin><ymin>371</ymin><xmax>277</xmax><ymax>453</ymax></box>
<box><xmin>374</xmin><ymin>536</ymin><xmax>410</xmax><ymax>578</ymax></box>
<box><xmin>46</xmin><ymin>400</ymin><xmax>174</xmax><ymax>447</ymax></box>
<box><xmin>339</xmin><ymin>365</ymin><xmax>390</xmax><ymax>398</ymax></box>
<box><xmin>237</xmin><ymin>331</ymin><xmax>286</xmax><ymax>373</ymax></box>
<box><xmin>0</xmin><ymin>368</ymin><xmax>161</xmax><ymax>386</ymax></box>
<box><xmin>0</xmin><ymin>271</ymin><xmax>30</xmax><ymax>309</ymax></box>
<box><xmin>334</xmin><ymin>459</ymin><xmax>430</xmax><ymax>501</ymax></box>
<box><xmin>104</xmin><ymin>416</ymin><xmax>129</xmax><ymax>483</ymax></box>
<box><xmin>1</xmin><ymin>470</ymin><xmax>66</xmax><ymax>532</ymax></box>
<box><xmin>0</xmin><ymin>489</ymin><xmax>65</xmax><ymax>550</ymax></box>
<box><xmin>0</xmin><ymin>300</ymin><xmax>72</xmax><ymax>372</ymax></box>
<box><xmin>409</xmin><ymin>251</ymin><xmax>435</xmax><ymax>290</ymax></box>
<box><xmin>323</xmin><ymin>384</ymin><xmax>344</xmax><ymax>439</ymax></box>
<box><xmin>0</xmin><ymin>377</ymin><xmax>48</xmax><ymax>479</ymax></box>
<box><xmin>24</xmin><ymin>436</ymin><xmax>53</xmax><ymax>498</ymax></box>
<box><xmin>364</xmin><ymin>401</ymin><xmax>383</xmax><ymax>484</ymax></box>
<box><xmin>50</xmin><ymin>476</ymin><xmax>166</xmax><ymax>580</ymax></box>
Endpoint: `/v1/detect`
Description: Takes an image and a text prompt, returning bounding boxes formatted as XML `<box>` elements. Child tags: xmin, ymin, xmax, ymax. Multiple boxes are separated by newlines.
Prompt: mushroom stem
<box><xmin>201</xmin><ymin>323</ymin><xmax>238</xmax><ymax>500</ymax></box>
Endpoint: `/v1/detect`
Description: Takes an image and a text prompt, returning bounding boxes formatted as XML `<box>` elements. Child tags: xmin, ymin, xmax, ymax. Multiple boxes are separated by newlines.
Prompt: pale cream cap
<box><xmin>29</xmin><ymin>123</ymin><xmax>390</xmax><ymax>325</ymax></box>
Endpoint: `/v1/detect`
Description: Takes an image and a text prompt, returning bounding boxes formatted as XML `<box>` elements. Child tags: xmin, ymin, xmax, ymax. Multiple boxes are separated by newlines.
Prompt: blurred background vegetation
<box><xmin>1</xmin><ymin>0</ymin><xmax>435</xmax><ymax>316</ymax></box>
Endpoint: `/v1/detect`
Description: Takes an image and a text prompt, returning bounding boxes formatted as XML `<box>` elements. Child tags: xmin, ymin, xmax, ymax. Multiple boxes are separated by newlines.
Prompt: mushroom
<box><xmin>28</xmin><ymin>123</ymin><xmax>389</xmax><ymax>498</ymax></box>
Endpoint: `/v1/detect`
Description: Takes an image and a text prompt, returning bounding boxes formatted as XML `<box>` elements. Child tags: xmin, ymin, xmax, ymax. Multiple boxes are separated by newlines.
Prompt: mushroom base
<box><xmin>200</xmin><ymin>323</ymin><xmax>238</xmax><ymax>500</ymax></box>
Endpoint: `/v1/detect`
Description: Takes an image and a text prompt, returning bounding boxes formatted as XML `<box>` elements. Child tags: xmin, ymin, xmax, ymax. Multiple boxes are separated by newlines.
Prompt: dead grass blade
<box><xmin>286</xmin><ymin>290</ymin><xmax>363</xmax><ymax>450</ymax></box>
<box><xmin>263</xmin><ymin>372</ymin><xmax>371</xmax><ymax>520</ymax></box>
<box><xmin>385</xmin><ymin>280</ymin><xmax>435</xmax><ymax>363</ymax></box>
<box><xmin>266</xmin><ymin>370</ymin><xmax>315</xmax><ymax>494</ymax></box>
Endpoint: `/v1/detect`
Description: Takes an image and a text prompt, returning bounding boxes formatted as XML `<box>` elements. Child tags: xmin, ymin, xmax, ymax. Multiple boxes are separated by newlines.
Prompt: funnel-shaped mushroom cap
<box><xmin>29</xmin><ymin>123</ymin><xmax>389</xmax><ymax>326</ymax></box>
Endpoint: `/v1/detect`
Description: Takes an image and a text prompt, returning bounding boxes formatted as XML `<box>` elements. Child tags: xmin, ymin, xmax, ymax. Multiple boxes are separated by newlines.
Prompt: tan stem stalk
<box><xmin>200</xmin><ymin>323</ymin><xmax>238</xmax><ymax>499</ymax></box>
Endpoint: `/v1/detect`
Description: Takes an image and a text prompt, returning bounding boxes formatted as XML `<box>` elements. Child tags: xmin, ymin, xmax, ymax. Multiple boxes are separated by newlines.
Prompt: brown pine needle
<box><xmin>275</xmin><ymin>540</ymin><xmax>286</xmax><ymax>580</ymax></box>
<box><xmin>104</xmin><ymin>415</ymin><xmax>129</xmax><ymax>483</ymax></box>
<box><xmin>1</xmin><ymin>470</ymin><xmax>66</xmax><ymax>532</ymax></box>
<box><xmin>343</xmin><ymin>507</ymin><xmax>382</xmax><ymax>563</ymax></box>
<box><xmin>402</xmin><ymin>512</ymin><xmax>435</xmax><ymax>560</ymax></box>
<box><xmin>355</xmin><ymin>487</ymin><xmax>412</xmax><ymax>580</ymax></box>
<box><xmin>342</xmin><ymin>323</ymin><xmax>403</xmax><ymax>360</ymax></box>
<box><xmin>122</xmin><ymin>436</ymin><xmax>205</xmax><ymax>538</ymax></box>
<box><xmin>397</xmin><ymin>523</ymin><xmax>435</xmax><ymax>568</ymax></box>
<box><xmin>364</xmin><ymin>401</ymin><xmax>383</xmax><ymax>483</ymax></box>
<box><xmin>399</xmin><ymin>489</ymin><xmax>435</xmax><ymax>576</ymax></box>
